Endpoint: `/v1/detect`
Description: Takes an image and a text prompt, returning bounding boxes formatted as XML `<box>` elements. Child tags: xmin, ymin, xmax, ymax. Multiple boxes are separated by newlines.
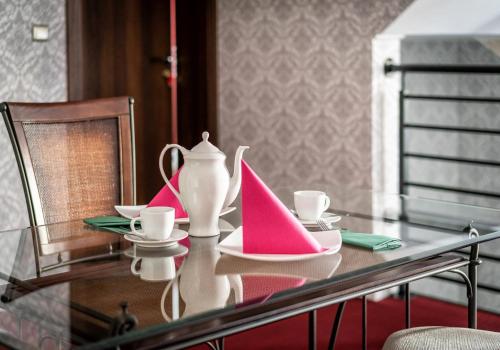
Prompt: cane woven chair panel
<box><xmin>23</xmin><ymin>118</ymin><xmax>120</xmax><ymax>225</ymax></box>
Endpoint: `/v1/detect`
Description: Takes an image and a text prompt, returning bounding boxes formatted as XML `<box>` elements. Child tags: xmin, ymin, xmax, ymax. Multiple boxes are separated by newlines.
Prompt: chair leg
<box><xmin>328</xmin><ymin>302</ymin><xmax>346</xmax><ymax>350</ymax></box>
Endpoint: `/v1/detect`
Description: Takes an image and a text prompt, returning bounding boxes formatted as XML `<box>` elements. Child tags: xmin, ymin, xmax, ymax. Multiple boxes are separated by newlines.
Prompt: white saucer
<box><xmin>115</xmin><ymin>205</ymin><xmax>147</xmax><ymax>219</ymax></box>
<box><xmin>124</xmin><ymin>228</ymin><xmax>188</xmax><ymax>248</ymax></box>
<box><xmin>115</xmin><ymin>205</ymin><xmax>236</xmax><ymax>223</ymax></box>
<box><xmin>217</xmin><ymin>227</ymin><xmax>342</xmax><ymax>262</ymax></box>
<box><xmin>298</xmin><ymin>212</ymin><xmax>342</xmax><ymax>226</ymax></box>
<box><xmin>124</xmin><ymin>244</ymin><xmax>188</xmax><ymax>258</ymax></box>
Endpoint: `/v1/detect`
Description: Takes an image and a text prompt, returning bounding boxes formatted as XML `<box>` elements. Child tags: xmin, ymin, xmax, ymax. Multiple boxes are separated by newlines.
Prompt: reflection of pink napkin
<box><xmin>242</xmin><ymin>275</ymin><xmax>306</xmax><ymax>302</ymax></box>
<box><xmin>148</xmin><ymin>169</ymin><xmax>188</xmax><ymax>218</ymax></box>
<box><xmin>241</xmin><ymin>160</ymin><xmax>324</xmax><ymax>254</ymax></box>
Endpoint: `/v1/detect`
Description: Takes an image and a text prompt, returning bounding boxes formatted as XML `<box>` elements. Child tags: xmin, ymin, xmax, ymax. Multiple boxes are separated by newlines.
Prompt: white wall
<box><xmin>384</xmin><ymin>0</ymin><xmax>500</xmax><ymax>36</ymax></box>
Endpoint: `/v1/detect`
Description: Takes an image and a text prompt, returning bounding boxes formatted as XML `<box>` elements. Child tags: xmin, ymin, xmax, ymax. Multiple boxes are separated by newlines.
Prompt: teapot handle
<box><xmin>159</xmin><ymin>144</ymin><xmax>186</xmax><ymax>209</ymax></box>
<box><xmin>161</xmin><ymin>264</ymin><xmax>184</xmax><ymax>322</ymax></box>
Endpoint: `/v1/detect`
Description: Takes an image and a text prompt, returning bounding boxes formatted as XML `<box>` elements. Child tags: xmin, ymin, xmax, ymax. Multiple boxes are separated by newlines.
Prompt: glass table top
<box><xmin>1</xmin><ymin>188</ymin><xmax>500</xmax><ymax>349</ymax></box>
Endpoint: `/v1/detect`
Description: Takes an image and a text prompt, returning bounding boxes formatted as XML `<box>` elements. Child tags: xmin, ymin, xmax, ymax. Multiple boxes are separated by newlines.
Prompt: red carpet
<box><xmin>190</xmin><ymin>296</ymin><xmax>500</xmax><ymax>349</ymax></box>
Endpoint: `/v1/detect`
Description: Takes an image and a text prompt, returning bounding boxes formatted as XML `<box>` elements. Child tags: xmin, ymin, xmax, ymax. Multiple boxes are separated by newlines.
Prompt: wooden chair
<box><xmin>1</xmin><ymin>97</ymin><xmax>136</xmax><ymax>274</ymax></box>
<box><xmin>1</xmin><ymin>96</ymin><xmax>136</xmax><ymax>226</ymax></box>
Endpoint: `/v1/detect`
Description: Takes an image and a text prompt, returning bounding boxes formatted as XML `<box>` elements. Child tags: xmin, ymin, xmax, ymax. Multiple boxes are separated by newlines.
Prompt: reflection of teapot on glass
<box><xmin>161</xmin><ymin>237</ymin><xmax>242</xmax><ymax>321</ymax></box>
<box><xmin>159</xmin><ymin>131</ymin><xmax>248</xmax><ymax>237</ymax></box>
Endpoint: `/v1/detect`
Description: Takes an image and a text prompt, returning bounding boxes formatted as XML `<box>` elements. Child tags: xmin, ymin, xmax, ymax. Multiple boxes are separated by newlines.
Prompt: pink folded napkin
<box><xmin>241</xmin><ymin>160</ymin><xmax>324</xmax><ymax>254</ymax></box>
<box><xmin>148</xmin><ymin>169</ymin><xmax>188</xmax><ymax>218</ymax></box>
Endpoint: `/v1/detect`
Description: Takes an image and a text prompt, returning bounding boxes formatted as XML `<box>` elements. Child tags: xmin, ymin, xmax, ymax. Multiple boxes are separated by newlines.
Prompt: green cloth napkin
<box><xmin>341</xmin><ymin>229</ymin><xmax>401</xmax><ymax>251</ymax></box>
<box><xmin>83</xmin><ymin>216</ymin><xmax>137</xmax><ymax>235</ymax></box>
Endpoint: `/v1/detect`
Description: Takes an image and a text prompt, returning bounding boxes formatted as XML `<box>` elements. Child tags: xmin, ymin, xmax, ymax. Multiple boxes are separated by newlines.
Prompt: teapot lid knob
<box><xmin>188</xmin><ymin>131</ymin><xmax>224</xmax><ymax>158</ymax></box>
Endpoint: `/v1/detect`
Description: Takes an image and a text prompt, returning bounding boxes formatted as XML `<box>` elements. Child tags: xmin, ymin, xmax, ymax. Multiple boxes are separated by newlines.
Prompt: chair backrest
<box><xmin>1</xmin><ymin>97</ymin><xmax>136</xmax><ymax>227</ymax></box>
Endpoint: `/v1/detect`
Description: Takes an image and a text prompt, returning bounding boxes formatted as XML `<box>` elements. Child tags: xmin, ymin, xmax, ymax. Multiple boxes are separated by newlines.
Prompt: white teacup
<box><xmin>294</xmin><ymin>191</ymin><xmax>331</xmax><ymax>221</ymax></box>
<box><xmin>131</xmin><ymin>256</ymin><xmax>176</xmax><ymax>282</ymax></box>
<box><xmin>129</xmin><ymin>206</ymin><xmax>175</xmax><ymax>240</ymax></box>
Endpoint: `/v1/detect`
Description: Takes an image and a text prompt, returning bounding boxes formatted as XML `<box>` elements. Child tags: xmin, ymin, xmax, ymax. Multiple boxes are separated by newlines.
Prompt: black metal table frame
<box><xmin>199</xmin><ymin>234</ymin><xmax>479</xmax><ymax>350</ymax></box>
<box><xmin>68</xmin><ymin>225</ymin><xmax>489</xmax><ymax>350</ymax></box>
<box><xmin>0</xmin><ymin>228</ymin><xmax>487</xmax><ymax>350</ymax></box>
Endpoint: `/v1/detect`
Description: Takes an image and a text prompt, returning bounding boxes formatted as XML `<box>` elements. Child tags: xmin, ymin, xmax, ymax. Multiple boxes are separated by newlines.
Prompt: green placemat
<box><xmin>341</xmin><ymin>229</ymin><xmax>401</xmax><ymax>251</ymax></box>
<box><xmin>84</xmin><ymin>215</ymin><xmax>137</xmax><ymax>235</ymax></box>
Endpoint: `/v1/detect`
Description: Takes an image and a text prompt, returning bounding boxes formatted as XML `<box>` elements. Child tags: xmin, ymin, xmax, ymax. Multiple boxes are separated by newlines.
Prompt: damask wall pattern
<box><xmin>0</xmin><ymin>0</ymin><xmax>67</xmax><ymax>231</ymax></box>
<box><xmin>217</xmin><ymin>0</ymin><xmax>413</xmax><ymax>191</ymax></box>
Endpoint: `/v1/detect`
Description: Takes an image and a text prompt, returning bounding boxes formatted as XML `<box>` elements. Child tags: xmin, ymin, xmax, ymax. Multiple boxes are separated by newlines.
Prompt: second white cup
<box><xmin>130</xmin><ymin>206</ymin><xmax>175</xmax><ymax>240</ymax></box>
<box><xmin>294</xmin><ymin>191</ymin><xmax>330</xmax><ymax>221</ymax></box>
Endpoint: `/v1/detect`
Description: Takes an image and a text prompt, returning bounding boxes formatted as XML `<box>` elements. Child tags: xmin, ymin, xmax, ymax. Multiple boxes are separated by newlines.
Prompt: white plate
<box><xmin>115</xmin><ymin>205</ymin><xmax>236</xmax><ymax>223</ymax></box>
<box><xmin>298</xmin><ymin>212</ymin><xmax>342</xmax><ymax>226</ymax></box>
<box><xmin>217</xmin><ymin>227</ymin><xmax>342</xmax><ymax>262</ymax></box>
<box><xmin>124</xmin><ymin>228</ymin><xmax>188</xmax><ymax>248</ymax></box>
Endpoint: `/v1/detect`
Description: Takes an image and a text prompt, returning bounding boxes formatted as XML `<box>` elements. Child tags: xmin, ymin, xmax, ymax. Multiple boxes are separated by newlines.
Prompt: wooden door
<box><xmin>67</xmin><ymin>0</ymin><xmax>217</xmax><ymax>204</ymax></box>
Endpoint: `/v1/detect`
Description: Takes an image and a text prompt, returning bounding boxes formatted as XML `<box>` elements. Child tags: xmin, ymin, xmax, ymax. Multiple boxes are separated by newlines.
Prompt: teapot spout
<box><xmin>223</xmin><ymin>145</ymin><xmax>249</xmax><ymax>208</ymax></box>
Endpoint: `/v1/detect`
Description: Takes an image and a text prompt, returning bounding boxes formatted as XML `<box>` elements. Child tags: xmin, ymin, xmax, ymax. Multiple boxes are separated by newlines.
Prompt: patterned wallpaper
<box><xmin>217</xmin><ymin>0</ymin><xmax>413</xmax><ymax>191</ymax></box>
<box><xmin>0</xmin><ymin>0</ymin><xmax>67</xmax><ymax>231</ymax></box>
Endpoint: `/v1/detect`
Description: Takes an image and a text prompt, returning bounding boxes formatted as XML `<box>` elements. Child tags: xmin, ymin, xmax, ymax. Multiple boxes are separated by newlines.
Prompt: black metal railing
<box><xmin>385</xmin><ymin>60</ymin><xmax>500</xmax><ymax>199</ymax></box>
<box><xmin>385</xmin><ymin>59</ymin><xmax>500</xmax><ymax>296</ymax></box>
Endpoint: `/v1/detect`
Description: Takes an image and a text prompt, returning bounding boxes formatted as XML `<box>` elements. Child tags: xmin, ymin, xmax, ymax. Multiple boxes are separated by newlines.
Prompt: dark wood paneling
<box><xmin>177</xmin><ymin>0</ymin><xmax>217</xmax><ymax>148</ymax></box>
<box><xmin>66</xmin><ymin>0</ymin><xmax>217</xmax><ymax>203</ymax></box>
<box><xmin>140</xmin><ymin>0</ymin><xmax>171</xmax><ymax>201</ymax></box>
<box><xmin>66</xmin><ymin>0</ymin><xmax>84</xmax><ymax>101</ymax></box>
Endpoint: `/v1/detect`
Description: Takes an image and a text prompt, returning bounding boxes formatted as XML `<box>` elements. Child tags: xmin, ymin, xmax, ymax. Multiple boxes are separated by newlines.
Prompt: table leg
<box><xmin>205</xmin><ymin>341</ymin><xmax>217</xmax><ymax>350</ymax></box>
<box><xmin>405</xmin><ymin>283</ymin><xmax>411</xmax><ymax>328</ymax></box>
<box><xmin>218</xmin><ymin>337</ymin><xmax>225</xmax><ymax>350</ymax></box>
<box><xmin>309</xmin><ymin>310</ymin><xmax>317</xmax><ymax>350</ymax></box>
<box><xmin>362</xmin><ymin>296</ymin><xmax>367</xmax><ymax>350</ymax></box>
<box><xmin>328</xmin><ymin>302</ymin><xmax>346</xmax><ymax>350</ymax></box>
<box><xmin>468</xmin><ymin>243</ymin><xmax>479</xmax><ymax>329</ymax></box>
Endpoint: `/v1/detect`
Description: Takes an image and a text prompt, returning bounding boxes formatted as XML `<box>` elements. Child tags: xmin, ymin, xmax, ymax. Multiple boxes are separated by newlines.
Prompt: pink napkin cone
<box><xmin>241</xmin><ymin>160</ymin><xmax>324</xmax><ymax>254</ymax></box>
<box><xmin>148</xmin><ymin>169</ymin><xmax>188</xmax><ymax>218</ymax></box>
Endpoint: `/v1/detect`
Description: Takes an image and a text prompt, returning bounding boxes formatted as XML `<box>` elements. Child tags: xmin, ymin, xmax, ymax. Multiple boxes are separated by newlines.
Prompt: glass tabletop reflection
<box><xmin>0</xmin><ymin>188</ymin><xmax>500</xmax><ymax>349</ymax></box>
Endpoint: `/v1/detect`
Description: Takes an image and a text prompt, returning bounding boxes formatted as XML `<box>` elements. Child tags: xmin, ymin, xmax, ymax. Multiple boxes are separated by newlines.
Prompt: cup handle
<box><xmin>131</xmin><ymin>258</ymin><xmax>141</xmax><ymax>276</ymax></box>
<box><xmin>323</xmin><ymin>195</ymin><xmax>331</xmax><ymax>212</ymax></box>
<box><xmin>130</xmin><ymin>217</ymin><xmax>144</xmax><ymax>236</ymax></box>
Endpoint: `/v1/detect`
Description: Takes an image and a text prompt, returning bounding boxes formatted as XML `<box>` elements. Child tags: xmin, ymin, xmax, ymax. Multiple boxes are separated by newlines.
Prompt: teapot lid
<box><xmin>187</xmin><ymin>132</ymin><xmax>225</xmax><ymax>159</ymax></box>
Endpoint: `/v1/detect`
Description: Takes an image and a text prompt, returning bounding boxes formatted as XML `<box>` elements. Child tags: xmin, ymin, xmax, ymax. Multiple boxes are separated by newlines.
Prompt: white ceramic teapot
<box><xmin>159</xmin><ymin>131</ymin><xmax>248</xmax><ymax>237</ymax></box>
